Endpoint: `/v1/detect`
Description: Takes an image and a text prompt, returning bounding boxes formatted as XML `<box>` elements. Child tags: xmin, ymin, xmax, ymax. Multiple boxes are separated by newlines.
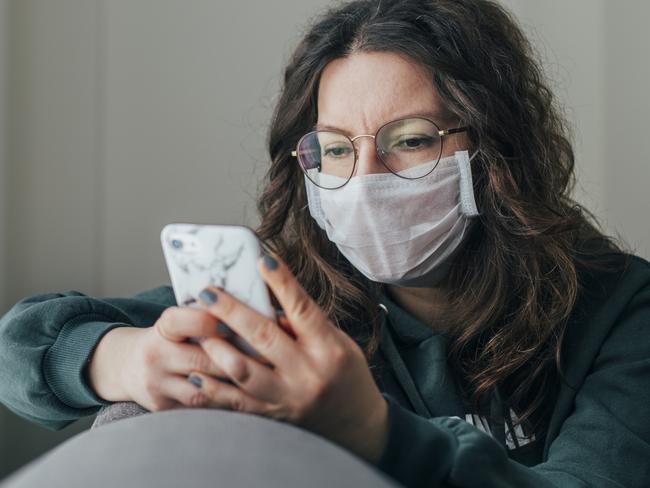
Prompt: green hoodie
<box><xmin>1</xmin><ymin>253</ymin><xmax>649</xmax><ymax>487</ymax></box>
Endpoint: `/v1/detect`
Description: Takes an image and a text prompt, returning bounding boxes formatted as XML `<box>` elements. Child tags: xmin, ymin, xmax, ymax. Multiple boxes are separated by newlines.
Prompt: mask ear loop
<box><xmin>456</xmin><ymin>150</ymin><xmax>480</xmax><ymax>217</ymax></box>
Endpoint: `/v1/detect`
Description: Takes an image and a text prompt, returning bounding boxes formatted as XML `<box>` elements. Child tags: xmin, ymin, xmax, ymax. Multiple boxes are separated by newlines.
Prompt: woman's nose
<box><xmin>352</xmin><ymin>137</ymin><xmax>391</xmax><ymax>176</ymax></box>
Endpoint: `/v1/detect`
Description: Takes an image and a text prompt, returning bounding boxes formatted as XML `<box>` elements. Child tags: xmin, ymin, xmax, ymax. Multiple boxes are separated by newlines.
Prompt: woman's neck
<box><xmin>385</xmin><ymin>284</ymin><xmax>452</xmax><ymax>332</ymax></box>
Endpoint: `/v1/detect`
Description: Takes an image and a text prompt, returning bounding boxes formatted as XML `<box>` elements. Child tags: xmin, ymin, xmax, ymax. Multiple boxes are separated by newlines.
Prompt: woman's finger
<box><xmin>162</xmin><ymin>341</ymin><xmax>229</xmax><ymax>379</ymax></box>
<box><xmin>185</xmin><ymin>372</ymin><xmax>274</xmax><ymax>415</ymax></box>
<box><xmin>276</xmin><ymin>311</ymin><xmax>296</xmax><ymax>339</ymax></box>
<box><xmin>197</xmin><ymin>287</ymin><xmax>302</xmax><ymax>371</ymax></box>
<box><xmin>257</xmin><ymin>254</ymin><xmax>330</xmax><ymax>343</ymax></box>
<box><xmin>157</xmin><ymin>375</ymin><xmax>210</xmax><ymax>409</ymax></box>
<box><xmin>199</xmin><ymin>336</ymin><xmax>285</xmax><ymax>403</ymax></box>
<box><xmin>155</xmin><ymin>306</ymin><xmax>219</xmax><ymax>342</ymax></box>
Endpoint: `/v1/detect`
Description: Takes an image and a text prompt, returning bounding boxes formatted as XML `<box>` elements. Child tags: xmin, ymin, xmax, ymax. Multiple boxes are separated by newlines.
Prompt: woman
<box><xmin>1</xmin><ymin>0</ymin><xmax>649</xmax><ymax>486</ymax></box>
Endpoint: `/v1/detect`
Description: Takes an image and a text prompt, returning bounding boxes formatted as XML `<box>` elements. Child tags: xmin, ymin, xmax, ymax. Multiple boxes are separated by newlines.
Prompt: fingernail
<box><xmin>188</xmin><ymin>374</ymin><xmax>203</xmax><ymax>388</ymax></box>
<box><xmin>216</xmin><ymin>321</ymin><xmax>233</xmax><ymax>337</ymax></box>
<box><xmin>263</xmin><ymin>254</ymin><xmax>278</xmax><ymax>270</ymax></box>
<box><xmin>199</xmin><ymin>288</ymin><xmax>218</xmax><ymax>305</ymax></box>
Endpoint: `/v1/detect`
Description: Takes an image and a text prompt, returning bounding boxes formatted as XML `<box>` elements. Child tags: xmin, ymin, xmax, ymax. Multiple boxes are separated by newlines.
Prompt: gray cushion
<box><xmin>1</xmin><ymin>408</ymin><xmax>401</xmax><ymax>488</ymax></box>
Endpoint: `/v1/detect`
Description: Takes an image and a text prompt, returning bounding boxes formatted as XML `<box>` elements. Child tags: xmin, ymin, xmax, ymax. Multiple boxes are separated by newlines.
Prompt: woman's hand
<box><xmin>188</xmin><ymin>254</ymin><xmax>389</xmax><ymax>464</ymax></box>
<box><xmin>87</xmin><ymin>307</ymin><xmax>230</xmax><ymax>412</ymax></box>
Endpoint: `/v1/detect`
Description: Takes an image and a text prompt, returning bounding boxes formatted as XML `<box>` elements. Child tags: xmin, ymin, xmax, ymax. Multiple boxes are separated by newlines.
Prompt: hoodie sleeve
<box><xmin>376</xmin><ymin>281</ymin><xmax>650</xmax><ymax>488</ymax></box>
<box><xmin>0</xmin><ymin>286</ymin><xmax>175</xmax><ymax>431</ymax></box>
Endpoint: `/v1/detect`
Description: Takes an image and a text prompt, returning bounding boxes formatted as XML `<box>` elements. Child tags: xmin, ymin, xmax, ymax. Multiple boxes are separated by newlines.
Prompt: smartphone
<box><xmin>160</xmin><ymin>223</ymin><xmax>274</xmax><ymax>361</ymax></box>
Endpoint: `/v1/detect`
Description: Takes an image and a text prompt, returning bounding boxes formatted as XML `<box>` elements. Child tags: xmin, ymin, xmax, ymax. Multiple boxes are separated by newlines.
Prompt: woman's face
<box><xmin>316</xmin><ymin>51</ymin><xmax>469</xmax><ymax>177</ymax></box>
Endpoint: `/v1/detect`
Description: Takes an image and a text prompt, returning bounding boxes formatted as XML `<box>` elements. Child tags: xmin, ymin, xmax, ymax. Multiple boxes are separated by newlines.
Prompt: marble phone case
<box><xmin>160</xmin><ymin>223</ymin><xmax>274</xmax><ymax>360</ymax></box>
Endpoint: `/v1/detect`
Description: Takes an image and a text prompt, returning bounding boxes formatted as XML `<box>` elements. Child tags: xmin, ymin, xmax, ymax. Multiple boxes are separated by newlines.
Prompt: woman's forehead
<box><xmin>316</xmin><ymin>51</ymin><xmax>446</xmax><ymax>133</ymax></box>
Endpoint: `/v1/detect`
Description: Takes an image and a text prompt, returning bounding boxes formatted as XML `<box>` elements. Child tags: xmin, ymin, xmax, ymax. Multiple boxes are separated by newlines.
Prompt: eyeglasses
<box><xmin>291</xmin><ymin>116</ymin><xmax>468</xmax><ymax>190</ymax></box>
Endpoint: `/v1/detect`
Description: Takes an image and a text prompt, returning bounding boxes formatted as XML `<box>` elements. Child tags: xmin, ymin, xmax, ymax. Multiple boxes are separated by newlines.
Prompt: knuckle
<box><xmin>200</xmin><ymin>337</ymin><xmax>219</xmax><ymax>358</ymax></box>
<box><xmin>219</xmin><ymin>295</ymin><xmax>236</xmax><ymax>316</ymax></box>
<box><xmin>229</xmin><ymin>395</ymin><xmax>246</xmax><ymax>413</ymax></box>
<box><xmin>155</xmin><ymin>307</ymin><xmax>178</xmax><ymax>337</ymax></box>
<box><xmin>188</xmin><ymin>350</ymin><xmax>210</xmax><ymax>373</ymax></box>
<box><xmin>159</xmin><ymin>306</ymin><xmax>178</xmax><ymax>324</ymax></box>
<box><xmin>290</xmin><ymin>295</ymin><xmax>312</xmax><ymax>321</ymax></box>
<box><xmin>251</xmin><ymin>320</ymin><xmax>278</xmax><ymax>351</ymax></box>
<box><xmin>224</xmin><ymin>355</ymin><xmax>251</xmax><ymax>384</ymax></box>
<box><xmin>188</xmin><ymin>390</ymin><xmax>209</xmax><ymax>408</ymax></box>
<box><xmin>142</xmin><ymin>344</ymin><xmax>161</xmax><ymax>367</ymax></box>
<box><xmin>198</xmin><ymin>311</ymin><xmax>217</xmax><ymax>333</ymax></box>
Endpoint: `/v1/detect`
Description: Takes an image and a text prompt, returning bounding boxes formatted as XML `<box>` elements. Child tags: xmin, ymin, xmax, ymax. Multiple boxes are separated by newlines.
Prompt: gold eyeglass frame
<box><xmin>291</xmin><ymin>116</ymin><xmax>468</xmax><ymax>190</ymax></box>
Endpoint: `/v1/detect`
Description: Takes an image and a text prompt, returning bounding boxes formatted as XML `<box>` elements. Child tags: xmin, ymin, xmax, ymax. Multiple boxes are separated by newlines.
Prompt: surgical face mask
<box><xmin>304</xmin><ymin>150</ymin><xmax>480</xmax><ymax>287</ymax></box>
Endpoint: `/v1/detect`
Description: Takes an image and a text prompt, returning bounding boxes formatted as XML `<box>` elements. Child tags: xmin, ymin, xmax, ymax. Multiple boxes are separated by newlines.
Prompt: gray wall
<box><xmin>0</xmin><ymin>0</ymin><xmax>8</xmax><ymax>469</ymax></box>
<box><xmin>603</xmin><ymin>1</ymin><xmax>650</xmax><ymax>259</ymax></box>
<box><xmin>0</xmin><ymin>0</ymin><xmax>333</xmax><ymax>479</ymax></box>
<box><xmin>4</xmin><ymin>0</ymin><xmax>326</xmax><ymax>305</ymax></box>
<box><xmin>0</xmin><ymin>0</ymin><xmax>7</xmax><ymax>312</ymax></box>
<box><xmin>502</xmin><ymin>0</ymin><xmax>650</xmax><ymax>258</ymax></box>
<box><xmin>1</xmin><ymin>0</ymin><xmax>649</xmax><ymax>481</ymax></box>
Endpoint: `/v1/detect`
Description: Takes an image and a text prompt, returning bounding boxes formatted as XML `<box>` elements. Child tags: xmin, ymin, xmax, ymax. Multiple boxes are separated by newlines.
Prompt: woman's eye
<box><xmin>323</xmin><ymin>146</ymin><xmax>352</xmax><ymax>158</ymax></box>
<box><xmin>395</xmin><ymin>136</ymin><xmax>433</xmax><ymax>150</ymax></box>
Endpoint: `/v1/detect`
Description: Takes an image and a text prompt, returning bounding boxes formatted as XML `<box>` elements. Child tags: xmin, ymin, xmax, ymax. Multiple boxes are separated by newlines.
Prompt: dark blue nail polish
<box><xmin>263</xmin><ymin>254</ymin><xmax>278</xmax><ymax>270</ymax></box>
<box><xmin>199</xmin><ymin>288</ymin><xmax>218</xmax><ymax>305</ymax></box>
<box><xmin>216</xmin><ymin>321</ymin><xmax>233</xmax><ymax>337</ymax></box>
<box><xmin>188</xmin><ymin>374</ymin><xmax>203</xmax><ymax>388</ymax></box>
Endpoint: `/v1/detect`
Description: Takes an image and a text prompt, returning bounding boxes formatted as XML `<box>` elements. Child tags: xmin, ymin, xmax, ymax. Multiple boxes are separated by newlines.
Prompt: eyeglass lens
<box><xmin>297</xmin><ymin>117</ymin><xmax>443</xmax><ymax>189</ymax></box>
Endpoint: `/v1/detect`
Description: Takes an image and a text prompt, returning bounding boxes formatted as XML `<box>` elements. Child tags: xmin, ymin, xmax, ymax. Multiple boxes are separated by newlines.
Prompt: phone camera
<box><xmin>171</xmin><ymin>239</ymin><xmax>184</xmax><ymax>250</ymax></box>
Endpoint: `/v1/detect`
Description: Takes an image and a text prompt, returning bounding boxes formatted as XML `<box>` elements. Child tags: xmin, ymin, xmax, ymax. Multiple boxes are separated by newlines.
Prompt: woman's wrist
<box><xmin>86</xmin><ymin>326</ymin><xmax>138</xmax><ymax>402</ymax></box>
<box><xmin>340</xmin><ymin>395</ymin><xmax>389</xmax><ymax>465</ymax></box>
<box><xmin>361</xmin><ymin>396</ymin><xmax>390</xmax><ymax>464</ymax></box>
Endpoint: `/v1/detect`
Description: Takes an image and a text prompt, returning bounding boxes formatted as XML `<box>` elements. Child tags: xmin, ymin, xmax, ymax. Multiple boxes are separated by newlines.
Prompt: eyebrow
<box><xmin>314</xmin><ymin>110</ymin><xmax>453</xmax><ymax>133</ymax></box>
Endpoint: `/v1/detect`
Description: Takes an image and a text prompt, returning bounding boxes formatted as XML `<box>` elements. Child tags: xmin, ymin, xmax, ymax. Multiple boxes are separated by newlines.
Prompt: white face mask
<box><xmin>305</xmin><ymin>150</ymin><xmax>480</xmax><ymax>287</ymax></box>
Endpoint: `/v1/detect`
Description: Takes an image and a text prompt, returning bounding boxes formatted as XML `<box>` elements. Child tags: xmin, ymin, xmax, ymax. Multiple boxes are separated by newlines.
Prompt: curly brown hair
<box><xmin>255</xmin><ymin>0</ymin><xmax>629</xmax><ymax>432</ymax></box>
